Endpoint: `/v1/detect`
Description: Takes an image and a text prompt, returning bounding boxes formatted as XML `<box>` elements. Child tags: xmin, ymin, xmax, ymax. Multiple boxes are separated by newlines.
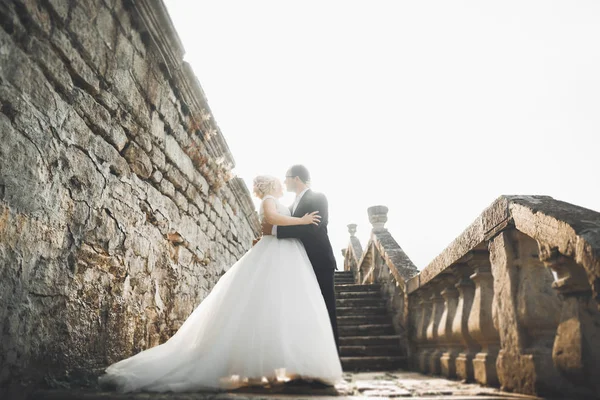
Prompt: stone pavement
<box><xmin>21</xmin><ymin>370</ymin><xmax>547</xmax><ymax>400</ymax></box>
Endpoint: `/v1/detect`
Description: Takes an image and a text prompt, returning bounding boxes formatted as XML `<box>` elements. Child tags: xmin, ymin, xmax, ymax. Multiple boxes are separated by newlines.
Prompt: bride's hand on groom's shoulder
<box><xmin>252</xmin><ymin>237</ymin><xmax>261</xmax><ymax>246</ymax></box>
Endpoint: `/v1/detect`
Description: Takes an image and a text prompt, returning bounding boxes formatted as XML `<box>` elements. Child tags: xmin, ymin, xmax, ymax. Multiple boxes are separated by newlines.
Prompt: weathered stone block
<box><xmin>150</xmin><ymin>169</ymin><xmax>163</xmax><ymax>184</ymax></box>
<box><xmin>46</xmin><ymin>0</ymin><xmax>70</xmax><ymax>23</ymax></box>
<box><xmin>109</xmin><ymin>125</ymin><xmax>129</xmax><ymax>152</ymax></box>
<box><xmin>97</xmin><ymin>90</ymin><xmax>120</xmax><ymax>114</ymax></box>
<box><xmin>194</xmin><ymin>172</ymin><xmax>209</xmax><ymax>196</ymax></box>
<box><xmin>164</xmin><ymin>134</ymin><xmax>197</xmax><ymax>183</ymax></box>
<box><xmin>26</xmin><ymin>36</ymin><xmax>73</xmax><ymax>95</ymax></box>
<box><xmin>207</xmin><ymin>222</ymin><xmax>216</xmax><ymax>240</ymax></box>
<box><xmin>158</xmin><ymin>178</ymin><xmax>175</xmax><ymax>201</ymax></box>
<box><xmin>173</xmin><ymin>191</ymin><xmax>188</xmax><ymax>213</ymax></box>
<box><xmin>96</xmin><ymin>5</ymin><xmax>117</xmax><ymax>48</ymax></box>
<box><xmin>91</xmin><ymin>133</ymin><xmax>129</xmax><ymax>177</ymax></box>
<box><xmin>123</xmin><ymin>142</ymin><xmax>152</xmax><ymax>179</ymax></box>
<box><xmin>149</xmin><ymin>146</ymin><xmax>166</xmax><ymax>171</ymax></box>
<box><xmin>15</xmin><ymin>0</ymin><xmax>52</xmax><ymax>36</ymax></box>
<box><xmin>72</xmin><ymin>88</ymin><xmax>111</xmax><ymax>135</ymax></box>
<box><xmin>0</xmin><ymin>29</ymin><xmax>63</xmax><ymax>121</ymax></box>
<box><xmin>149</xmin><ymin>111</ymin><xmax>166</xmax><ymax>147</ymax></box>
<box><xmin>134</xmin><ymin>131</ymin><xmax>153</xmax><ymax>153</ymax></box>
<box><xmin>50</xmin><ymin>30</ymin><xmax>100</xmax><ymax>94</ymax></box>
<box><xmin>165</xmin><ymin>164</ymin><xmax>188</xmax><ymax>192</ymax></box>
<box><xmin>110</xmin><ymin>69</ymin><xmax>149</xmax><ymax>122</ymax></box>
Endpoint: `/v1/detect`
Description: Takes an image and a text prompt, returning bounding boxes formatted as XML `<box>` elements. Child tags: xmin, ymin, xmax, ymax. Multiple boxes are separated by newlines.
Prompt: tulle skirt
<box><xmin>98</xmin><ymin>235</ymin><xmax>342</xmax><ymax>392</ymax></box>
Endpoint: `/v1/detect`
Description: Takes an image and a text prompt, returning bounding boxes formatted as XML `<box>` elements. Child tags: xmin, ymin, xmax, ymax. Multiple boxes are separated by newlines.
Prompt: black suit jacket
<box><xmin>276</xmin><ymin>190</ymin><xmax>337</xmax><ymax>271</ymax></box>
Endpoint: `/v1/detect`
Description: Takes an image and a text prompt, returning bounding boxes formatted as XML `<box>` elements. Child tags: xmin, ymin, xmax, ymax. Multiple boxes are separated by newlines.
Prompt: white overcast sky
<box><xmin>163</xmin><ymin>0</ymin><xmax>600</xmax><ymax>269</ymax></box>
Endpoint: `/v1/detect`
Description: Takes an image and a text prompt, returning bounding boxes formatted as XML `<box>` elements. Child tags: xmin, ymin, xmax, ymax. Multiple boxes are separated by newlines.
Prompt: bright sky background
<box><xmin>163</xmin><ymin>0</ymin><xmax>600</xmax><ymax>270</ymax></box>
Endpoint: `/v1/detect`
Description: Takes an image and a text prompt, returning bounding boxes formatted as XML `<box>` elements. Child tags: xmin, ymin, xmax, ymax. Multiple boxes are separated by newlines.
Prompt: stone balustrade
<box><xmin>343</xmin><ymin>196</ymin><xmax>600</xmax><ymax>398</ymax></box>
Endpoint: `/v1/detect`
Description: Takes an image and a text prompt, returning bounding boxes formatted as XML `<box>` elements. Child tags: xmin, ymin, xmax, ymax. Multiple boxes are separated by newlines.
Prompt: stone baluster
<box><xmin>408</xmin><ymin>292</ymin><xmax>423</xmax><ymax>369</ymax></box>
<box><xmin>359</xmin><ymin>246</ymin><xmax>372</xmax><ymax>285</ymax></box>
<box><xmin>346</xmin><ymin>223</ymin><xmax>358</xmax><ymax>279</ymax></box>
<box><xmin>539</xmin><ymin>246</ymin><xmax>600</xmax><ymax>394</ymax></box>
<box><xmin>438</xmin><ymin>274</ymin><xmax>461</xmax><ymax>378</ymax></box>
<box><xmin>452</xmin><ymin>263</ymin><xmax>479</xmax><ymax>382</ymax></box>
<box><xmin>465</xmin><ymin>251</ymin><xmax>500</xmax><ymax>386</ymax></box>
<box><xmin>415</xmin><ymin>287</ymin><xmax>433</xmax><ymax>373</ymax></box>
<box><xmin>425</xmin><ymin>282</ymin><xmax>445</xmax><ymax>375</ymax></box>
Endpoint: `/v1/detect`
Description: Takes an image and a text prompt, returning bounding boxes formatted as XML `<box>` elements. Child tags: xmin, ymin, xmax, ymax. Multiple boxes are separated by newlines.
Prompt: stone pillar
<box><xmin>345</xmin><ymin>223</ymin><xmax>357</xmax><ymax>277</ymax></box>
<box><xmin>426</xmin><ymin>282</ymin><xmax>445</xmax><ymax>375</ymax></box>
<box><xmin>438</xmin><ymin>274</ymin><xmax>461</xmax><ymax>378</ymax></box>
<box><xmin>539</xmin><ymin>247</ymin><xmax>600</xmax><ymax>395</ymax></box>
<box><xmin>362</xmin><ymin>207</ymin><xmax>388</xmax><ymax>285</ymax></box>
<box><xmin>452</xmin><ymin>263</ymin><xmax>478</xmax><ymax>382</ymax></box>
<box><xmin>489</xmin><ymin>230</ymin><xmax>579</xmax><ymax>396</ymax></box>
<box><xmin>465</xmin><ymin>251</ymin><xmax>500</xmax><ymax>386</ymax></box>
<box><xmin>415</xmin><ymin>287</ymin><xmax>433</xmax><ymax>373</ymax></box>
<box><xmin>514</xmin><ymin>238</ymin><xmax>561</xmax><ymax>380</ymax></box>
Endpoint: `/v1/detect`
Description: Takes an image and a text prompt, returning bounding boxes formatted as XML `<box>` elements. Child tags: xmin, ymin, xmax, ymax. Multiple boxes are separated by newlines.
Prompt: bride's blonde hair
<box><xmin>252</xmin><ymin>175</ymin><xmax>279</xmax><ymax>199</ymax></box>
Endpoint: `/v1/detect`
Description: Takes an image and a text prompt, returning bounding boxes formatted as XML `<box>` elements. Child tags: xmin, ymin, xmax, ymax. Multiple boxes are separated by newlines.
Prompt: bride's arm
<box><xmin>263</xmin><ymin>198</ymin><xmax>320</xmax><ymax>226</ymax></box>
<box><xmin>276</xmin><ymin>193</ymin><xmax>327</xmax><ymax>239</ymax></box>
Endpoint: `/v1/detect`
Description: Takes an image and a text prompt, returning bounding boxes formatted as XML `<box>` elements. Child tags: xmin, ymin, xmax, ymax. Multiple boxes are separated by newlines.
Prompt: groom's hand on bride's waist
<box><xmin>261</xmin><ymin>221</ymin><xmax>273</xmax><ymax>236</ymax></box>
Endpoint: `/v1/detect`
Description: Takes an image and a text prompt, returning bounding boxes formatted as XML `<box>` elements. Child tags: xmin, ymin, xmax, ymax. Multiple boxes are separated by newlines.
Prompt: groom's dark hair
<box><xmin>289</xmin><ymin>164</ymin><xmax>310</xmax><ymax>183</ymax></box>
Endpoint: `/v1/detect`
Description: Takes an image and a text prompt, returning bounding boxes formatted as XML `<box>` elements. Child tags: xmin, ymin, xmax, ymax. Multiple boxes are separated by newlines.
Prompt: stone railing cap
<box><xmin>368</xmin><ymin>205</ymin><xmax>389</xmax><ymax>231</ymax></box>
<box><xmin>347</xmin><ymin>223</ymin><xmax>357</xmax><ymax>236</ymax></box>
<box><xmin>407</xmin><ymin>195</ymin><xmax>600</xmax><ymax>300</ymax></box>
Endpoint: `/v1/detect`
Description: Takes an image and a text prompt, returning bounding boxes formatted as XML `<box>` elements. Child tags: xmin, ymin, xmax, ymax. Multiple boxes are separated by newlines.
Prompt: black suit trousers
<box><xmin>313</xmin><ymin>267</ymin><xmax>339</xmax><ymax>353</ymax></box>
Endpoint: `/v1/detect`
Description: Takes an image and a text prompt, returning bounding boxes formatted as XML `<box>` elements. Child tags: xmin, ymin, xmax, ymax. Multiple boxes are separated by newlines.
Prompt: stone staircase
<box><xmin>334</xmin><ymin>271</ymin><xmax>406</xmax><ymax>371</ymax></box>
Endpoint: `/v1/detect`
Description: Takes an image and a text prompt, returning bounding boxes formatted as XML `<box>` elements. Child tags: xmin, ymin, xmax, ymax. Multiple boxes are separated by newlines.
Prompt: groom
<box><xmin>261</xmin><ymin>164</ymin><xmax>339</xmax><ymax>352</ymax></box>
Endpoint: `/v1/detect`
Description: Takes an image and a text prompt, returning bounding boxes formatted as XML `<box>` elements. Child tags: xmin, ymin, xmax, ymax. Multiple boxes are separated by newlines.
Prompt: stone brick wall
<box><xmin>0</xmin><ymin>0</ymin><xmax>260</xmax><ymax>388</ymax></box>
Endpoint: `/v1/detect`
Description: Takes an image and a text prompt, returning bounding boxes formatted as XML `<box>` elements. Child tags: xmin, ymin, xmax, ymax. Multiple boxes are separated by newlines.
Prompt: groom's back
<box><xmin>297</xmin><ymin>191</ymin><xmax>337</xmax><ymax>271</ymax></box>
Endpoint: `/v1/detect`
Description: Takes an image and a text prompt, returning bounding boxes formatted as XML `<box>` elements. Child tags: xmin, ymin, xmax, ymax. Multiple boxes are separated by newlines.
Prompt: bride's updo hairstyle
<box><xmin>253</xmin><ymin>175</ymin><xmax>278</xmax><ymax>199</ymax></box>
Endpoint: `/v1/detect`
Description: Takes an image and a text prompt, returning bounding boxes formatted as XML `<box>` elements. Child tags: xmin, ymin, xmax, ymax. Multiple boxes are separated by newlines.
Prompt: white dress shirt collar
<box><xmin>293</xmin><ymin>188</ymin><xmax>310</xmax><ymax>213</ymax></box>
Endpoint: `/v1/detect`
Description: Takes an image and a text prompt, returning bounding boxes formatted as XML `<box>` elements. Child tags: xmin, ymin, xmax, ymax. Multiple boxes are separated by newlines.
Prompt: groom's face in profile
<box><xmin>284</xmin><ymin>169</ymin><xmax>296</xmax><ymax>192</ymax></box>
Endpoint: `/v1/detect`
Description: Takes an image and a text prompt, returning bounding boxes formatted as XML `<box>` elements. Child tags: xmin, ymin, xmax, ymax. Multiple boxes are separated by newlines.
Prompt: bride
<box><xmin>98</xmin><ymin>175</ymin><xmax>343</xmax><ymax>393</ymax></box>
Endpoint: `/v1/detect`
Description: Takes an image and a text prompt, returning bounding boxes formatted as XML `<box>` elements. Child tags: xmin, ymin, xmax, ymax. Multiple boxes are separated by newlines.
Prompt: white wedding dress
<box><xmin>98</xmin><ymin>195</ymin><xmax>343</xmax><ymax>393</ymax></box>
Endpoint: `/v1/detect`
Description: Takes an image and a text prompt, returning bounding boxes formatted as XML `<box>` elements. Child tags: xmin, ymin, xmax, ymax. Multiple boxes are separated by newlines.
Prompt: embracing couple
<box><xmin>99</xmin><ymin>165</ymin><xmax>342</xmax><ymax>393</ymax></box>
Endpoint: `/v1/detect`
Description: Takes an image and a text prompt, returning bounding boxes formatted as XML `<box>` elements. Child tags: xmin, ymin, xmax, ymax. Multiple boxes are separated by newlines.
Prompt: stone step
<box><xmin>339</xmin><ymin>345</ymin><xmax>403</xmax><ymax>357</ymax></box>
<box><xmin>341</xmin><ymin>356</ymin><xmax>406</xmax><ymax>371</ymax></box>
<box><xmin>334</xmin><ymin>279</ymin><xmax>355</xmax><ymax>285</ymax></box>
<box><xmin>336</xmin><ymin>290</ymin><xmax>381</xmax><ymax>300</ymax></box>
<box><xmin>336</xmin><ymin>298</ymin><xmax>385</xmax><ymax>308</ymax></box>
<box><xmin>339</xmin><ymin>335</ymin><xmax>402</xmax><ymax>346</ymax></box>
<box><xmin>337</xmin><ymin>315</ymin><xmax>390</xmax><ymax>326</ymax></box>
<box><xmin>338</xmin><ymin>324</ymin><xmax>395</xmax><ymax>337</ymax></box>
<box><xmin>335</xmin><ymin>284</ymin><xmax>380</xmax><ymax>293</ymax></box>
<box><xmin>334</xmin><ymin>271</ymin><xmax>354</xmax><ymax>276</ymax></box>
<box><xmin>336</xmin><ymin>306</ymin><xmax>387</xmax><ymax>316</ymax></box>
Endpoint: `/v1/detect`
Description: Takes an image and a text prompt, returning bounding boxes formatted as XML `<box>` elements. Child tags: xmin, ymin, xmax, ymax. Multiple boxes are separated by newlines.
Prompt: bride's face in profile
<box><xmin>272</xmin><ymin>180</ymin><xmax>284</xmax><ymax>198</ymax></box>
